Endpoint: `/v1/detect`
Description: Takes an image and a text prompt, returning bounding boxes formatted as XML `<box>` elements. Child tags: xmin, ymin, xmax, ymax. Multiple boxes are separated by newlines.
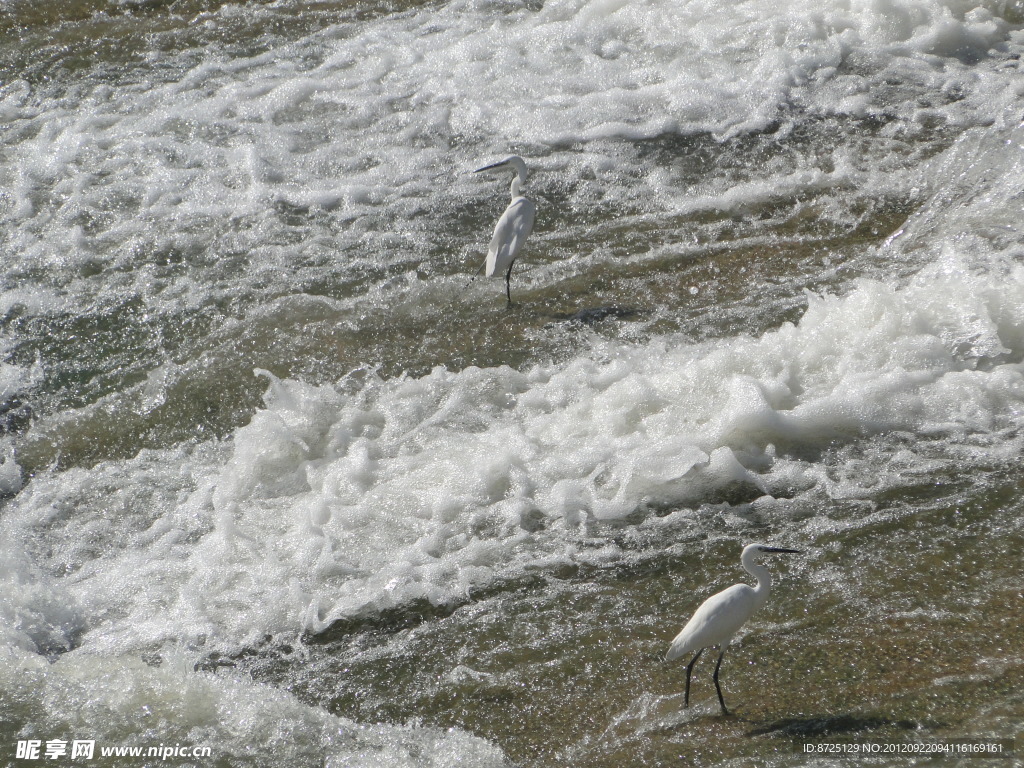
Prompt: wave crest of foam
<box><xmin>3</xmin><ymin>0</ymin><xmax>1021</xmax><ymax>291</ymax></box>
<box><xmin>4</xmin><ymin>255</ymin><xmax>1023</xmax><ymax>654</ymax></box>
<box><xmin>161</xmin><ymin>256</ymin><xmax>1024</xmax><ymax>638</ymax></box>
<box><xmin>0</xmin><ymin>647</ymin><xmax>506</xmax><ymax>767</ymax></box>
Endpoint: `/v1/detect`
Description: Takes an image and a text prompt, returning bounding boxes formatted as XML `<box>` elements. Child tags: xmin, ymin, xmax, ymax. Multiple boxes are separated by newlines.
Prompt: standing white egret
<box><xmin>665</xmin><ymin>543</ymin><xmax>801</xmax><ymax>715</ymax></box>
<box><xmin>474</xmin><ymin>155</ymin><xmax>536</xmax><ymax>303</ymax></box>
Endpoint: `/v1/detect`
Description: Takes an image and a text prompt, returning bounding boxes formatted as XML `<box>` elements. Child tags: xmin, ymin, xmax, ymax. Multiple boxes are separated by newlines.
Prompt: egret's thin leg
<box><xmin>712</xmin><ymin>650</ymin><xmax>729</xmax><ymax>715</ymax></box>
<box><xmin>464</xmin><ymin>262</ymin><xmax>484</xmax><ymax>290</ymax></box>
<box><xmin>504</xmin><ymin>262</ymin><xmax>514</xmax><ymax>304</ymax></box>
<box><xmin>684</xmin><ymin>648</ymin><xmax>704</xmax><ymax>708</ymax></box>
<box><xmin>464</xmin><ymin>260</ymin><xmax>488</xmax><ymax>290</ymax></box>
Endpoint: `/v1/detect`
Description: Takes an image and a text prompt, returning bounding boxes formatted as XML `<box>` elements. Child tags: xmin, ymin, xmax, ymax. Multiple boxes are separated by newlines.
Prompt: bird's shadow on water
<box><xmin>744</xmin><ymin>713</ymin><xmax>928</xmax><ymax>739</ymax></box>
<box><xmin>541</xmin><ymin>305</ymin><xmax>648</xmax><ymax>325</ymax></box>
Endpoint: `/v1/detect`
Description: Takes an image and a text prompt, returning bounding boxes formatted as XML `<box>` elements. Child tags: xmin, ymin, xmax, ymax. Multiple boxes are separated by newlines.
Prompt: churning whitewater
<box><xmin>2</xmin><ymin>0</ymin><xmax>1024</xmax><ymax>765</ymax></box>
<box><xmin>6</xmin><ymin>253</ymin><xmax>1024</xmax><ymax>655</ymax></box>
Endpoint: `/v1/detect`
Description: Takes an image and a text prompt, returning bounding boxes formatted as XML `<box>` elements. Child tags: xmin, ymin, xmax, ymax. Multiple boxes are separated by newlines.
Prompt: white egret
<box><xmin>665</xmin><ymin>543</ymin><xmax>801</xmax><ymax>715</ymax></box>
<box><xmin>474</xmin><ymin>155</ymin><xmax>536</xmax><ymax>303</ymax></box>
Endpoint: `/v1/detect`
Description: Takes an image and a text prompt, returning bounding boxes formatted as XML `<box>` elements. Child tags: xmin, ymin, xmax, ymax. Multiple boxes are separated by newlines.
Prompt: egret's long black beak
<box><xmin>474</xmin><ymin>160</ymin><xmax>507</xmax><ymax>174</ymax></box>
<box><xmin>762</xmin><ymin>547</ymin><xmax>802</xmax><ymax>554</ymax></box>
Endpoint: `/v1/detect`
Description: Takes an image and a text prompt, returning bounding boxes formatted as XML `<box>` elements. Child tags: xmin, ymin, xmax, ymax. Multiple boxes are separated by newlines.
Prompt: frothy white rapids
<box><xmin>1</xmin><ymin>0</ymin><xmax>1021</xmax><ymax>309</ymax></box>
<box><xmin>3</xmin><ymin>253</ymin><xmax>1023</xmax><ymax>764</ymax></box>
<box><xmin>4</xmin><ymin>254</ymin><xmax>1022</xmax><ymax>660</ymax></box>
<box><xmin>3</xmin><ymin>0</ymin><xmax>1024</xmax><ymax>763</ymax></box>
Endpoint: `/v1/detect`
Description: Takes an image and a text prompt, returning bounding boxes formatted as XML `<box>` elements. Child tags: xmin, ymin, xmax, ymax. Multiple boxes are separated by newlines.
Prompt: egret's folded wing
<box><xmin>485</xmin><ymin>198</ymin><xmax>536</xmax><ymax>277</ymax></box>
<box><xmin>665</xmin><ymin>584</ymin><xmax>755</xmax><ymax>661</ymax></box>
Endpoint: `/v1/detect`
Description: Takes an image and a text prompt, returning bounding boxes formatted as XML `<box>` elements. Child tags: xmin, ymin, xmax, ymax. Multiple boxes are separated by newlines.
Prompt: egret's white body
<box><xmin>474</xmin><ymin>156</ymin><xmax>536</xmax><ymax>303</ymax></box>
<box><xmin>666</xmin><ymin>543</ymin><xmax>800</xmax><ymax>715</ymax></box>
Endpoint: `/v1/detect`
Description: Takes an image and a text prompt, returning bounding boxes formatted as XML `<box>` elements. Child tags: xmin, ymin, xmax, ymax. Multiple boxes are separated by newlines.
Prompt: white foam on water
<box><xmin>3</xmin><ymin>251</ymin><xmax>1022</xmax><ymax>665</ymax></box>
<box><xmin>0</xmin><ymin>342</ymin><xmax>42</xmax><ymax>493</ymax></box>
<box><xmin>0</xmin><ymin>646</ymin><xmax>507</xmax><ymax>767</ymax></box>
<box><xmin>3</xmin><ymin>0</ymin><xmax>1024</xmax><ymax>761</ymax></box>
<box><xmin>2</xmin><ymin>0</ymin><xmax>1022</xmax><ymax>319</ymax></box>
<box><xmin>0</xmin><ymin>441</ymin><xmax>510</xmax><ymax>763</ymax></box>
<box><xmin>0</xmin><ymin>539</ymin><xmax>82</xmax><ymax>654</ymax></box>
<box><xmin>886</xmin><ymin>121</ymin><xmax>1024</xmax><ymax>256</ymax></box>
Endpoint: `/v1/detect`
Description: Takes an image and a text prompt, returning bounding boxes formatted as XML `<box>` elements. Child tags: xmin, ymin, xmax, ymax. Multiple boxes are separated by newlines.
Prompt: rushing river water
<box><xmin>2</xmin><ymin>0</ymin><xmax>1024</xmax><ymax>765</ymax></box>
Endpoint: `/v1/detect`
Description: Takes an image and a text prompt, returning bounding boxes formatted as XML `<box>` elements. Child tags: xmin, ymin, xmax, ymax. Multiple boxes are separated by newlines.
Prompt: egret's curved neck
<box><xmin>742</xmin><ymin>553</ymin><xmax>773</xmax><ymax>606</ymax></box>
<box><xmin>510</xmin><ymin>174</ymin><xmax>524</xmax><ymax>199</ymax></box>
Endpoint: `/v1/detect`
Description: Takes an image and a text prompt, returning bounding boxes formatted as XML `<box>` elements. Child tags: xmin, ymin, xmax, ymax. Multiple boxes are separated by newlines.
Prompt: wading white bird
<box><xmin>474</xmin><ymin>155</ymin><xmax>536</xmax><ymax>303</ymax></box>
<box><xmin>665</xmin><ymin>543</ymin><xmax>801</xmax><ymax>715</ymax></box>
